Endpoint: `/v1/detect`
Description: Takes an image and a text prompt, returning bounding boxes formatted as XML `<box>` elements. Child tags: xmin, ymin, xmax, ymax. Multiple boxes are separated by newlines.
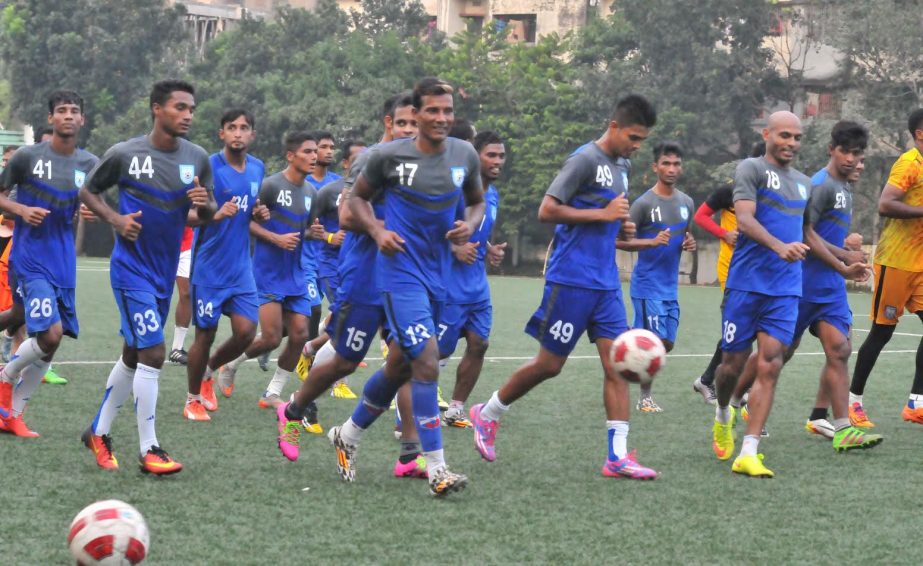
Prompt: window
<box><xmin>493</xmin><ymin>14</ymin><xmax>537</xmax><ymax>43</ymax></box>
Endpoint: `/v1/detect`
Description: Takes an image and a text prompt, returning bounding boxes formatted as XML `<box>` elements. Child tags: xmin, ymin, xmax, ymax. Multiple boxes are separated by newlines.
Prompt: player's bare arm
<box><xmin>804</xmin><ymin>222</ymin><xmax>869</xmax><ymax>282</ymax></box>
<box><xmin>249</xmin><ymin>220</ymin><xmax>299</xmax><ymax>251</ymax></box>
<box><xmin>735</xmin><ymin>199</ymin><xmax>809</xmax><ymax>262</ymax></box>
<box><xmin>878</xmin><ymin>183</ymin><xmax>923</xmax><ymax>218</ymax></box>
<box><xmin>538</xmin><ymin>193</ymin><xmax>629</xmax><ymax>224</ymax></box>
<box><xmin>79</xmin><ymin>187</ymin><xmax>142</xmax><ymax>241</ymax></box>
<box><xmin>350</xmin><ymin>172</ymin><xmax>404</xmax><ymax>255</ymax></box>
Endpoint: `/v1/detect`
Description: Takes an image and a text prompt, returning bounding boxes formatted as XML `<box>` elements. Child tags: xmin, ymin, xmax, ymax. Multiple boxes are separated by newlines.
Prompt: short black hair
<box><xmin>220</xmin><ymin>108</ymin><xmax>254</xmax><ymax>129</ymax></box>
<box><xmin>412</xmin><ymin>77</ymin><xmax>454</xmax><ymax>110</ymax></box>
<box><xmin>652</xmin><ymin>141</ymin><xmax>683</xmax><ymax>161</ymax></box>
<box><xmin>908</xmin><ymin>109</ymin><xmax>923</xmax><ymax>138</ymax></box>
<box><xmin>749</xmin><ymin>140</ymin><xmax>766</xmax><ymax>158</ymax></box>
<box><xmin>339</xmin><ymin>139</ymin><xmax>366</xmax><ymax>161</ymax></box>
<box><xmin>149</xmin><ymin>79</ymin><xmax>195</xmax><ymax>119</ymax></box>
<box><xmin>283</xmin><ymin>131</ymin><xmax>316</xmax><ymax>155</ymax></box>
<box><xmin>473</xmin><ymin>130</ymin><xmax>503</xmax><ymax>153</ymax></box>
<box><xmin>830</xmin><ymin>121</ymin><xmax>868</xmax><ymax>152</ymax></box>
<box><xmin>449</xmin><ymin>119</ymin><xmax>475</xmax><ymax>142</ymax></box>
<box><xmin>2</xmin><ymin>145</ymin><xmax>18</xmax><ymax>154</ymax></box>
<box><xmin>47</xmin><ymin>90</ymin><xmax>83</xmax><ymax>114</ymax></box>
<box><xmin>312</xmin><ymin>130</ymin><xmax>334</xmax><ymax>144</ymax></box>
<box><xmin>382</xmin><ymin>91</ymin><xmax>414</xmax><ymax>120</ymax></box>
<box><xmin>35</xmin><ymin>126</ymin><xmax>54</xmax><ymax>140</ymax></box>
<box><xmin>611</xmin><ymin>94</ymin><xmax>657</xmax><ymax>128</ymax></box>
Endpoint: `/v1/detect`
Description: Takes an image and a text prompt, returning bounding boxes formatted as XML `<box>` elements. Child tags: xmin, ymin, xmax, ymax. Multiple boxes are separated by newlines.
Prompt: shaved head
<box><xmin>763</xmin><ymin>111</ymin><xmax>803</xmax><ymax>167</ymax></box>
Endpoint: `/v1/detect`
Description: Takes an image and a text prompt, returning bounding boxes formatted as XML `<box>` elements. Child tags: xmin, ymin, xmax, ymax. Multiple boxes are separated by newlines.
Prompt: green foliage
<box><xmin>0</xmin><ymin>0</ymin><xmax>187</xmax><ymax>146</ymax></box>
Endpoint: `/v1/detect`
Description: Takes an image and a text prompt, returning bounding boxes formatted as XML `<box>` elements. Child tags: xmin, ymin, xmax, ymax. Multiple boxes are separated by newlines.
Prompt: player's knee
<box><xmin>466</xmin><ymin>335</ymin><xmax>489</xmax><ymax>357</ymax></box>
<box><xmin>782</xmin><ymin>343</ymin><xmax>797</xmax><ymax>364</ymax></box>
<box><xmin>38</xmin><ymin>326</ymin><xmax>63</xmax><ymax>352</ymax></box>
<box><xmin>662</xmin><ymin>340</ymin><xmax>674</xmax><ymax>353</ymax></box>
<box><xmin>138</xmin><ymin>343</ymin><xmax>166</xmax><ymax>368</ymax></box>
<box><xmin>826</xmin><ymin>338</ymin><xmax>851</xmax><ymax>363</ymax></box>
<box><xmin>261</xmin><ymin>329</ymin><xmax>283</xmax><ymax>350</ymax></box>
<box><xmin>333</xmin><ymin>355</ymin><xmax>359</xmax><ymax>377</ymax></box>
<box><xmin>756</xmin><ymin>354</ymin><xmax>783</xmax><ymax>379</ymax></box>
<box><xmin>289</xmin><ymin>327</ymin><xmax>310</xmax><ymax>348</ymax></box>
<box><xmin>537</xmin><ymin>356</ymin><xmax>565</xmax><ymax>378</ymax></box>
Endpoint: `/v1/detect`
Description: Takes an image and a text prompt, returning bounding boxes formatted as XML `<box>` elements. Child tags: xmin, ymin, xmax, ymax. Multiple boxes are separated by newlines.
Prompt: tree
<box><xmin>0</xmin><ymin>0</ymin><xmax>188</xmax><ymax>144</ymax></box>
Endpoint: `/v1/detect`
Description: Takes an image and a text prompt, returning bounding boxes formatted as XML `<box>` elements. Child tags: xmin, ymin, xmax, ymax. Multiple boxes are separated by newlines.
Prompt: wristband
<box><xmin>326</xmin><ymin>233</ymin><xmax>334</xmax><ymax>244</ymax></box>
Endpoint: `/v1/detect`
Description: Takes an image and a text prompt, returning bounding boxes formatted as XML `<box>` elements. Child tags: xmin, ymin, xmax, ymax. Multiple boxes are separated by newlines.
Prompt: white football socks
<box><xmin>92</xmin><ymin>357</ymin><xmax>135</xmax><ymax>436</ymax></box>
<box><xmin>171</xmin><ymin>326</ymin><xmax>188</xmax><ymax>351</ymax></box>
<box><xmin>134</xmin><ymin>363</ymin><xmax>160</xmax><ymax>454</ymax></box>
<box><xmin>480</xmin><ymin>390</ymin><xmax>509</xmax><ymax>422</ymax></box>
<box><xmin>11</xmin><ymin>360</ymin><xmax>50</xmax><ymax>417</ymax></box>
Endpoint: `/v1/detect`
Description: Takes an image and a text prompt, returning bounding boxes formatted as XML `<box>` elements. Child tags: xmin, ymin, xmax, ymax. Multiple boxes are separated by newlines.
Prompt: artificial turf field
<box><xmin>2</xmin><ymin>258</ymin><xmax>921</xmax><ymax>564</ymax></box>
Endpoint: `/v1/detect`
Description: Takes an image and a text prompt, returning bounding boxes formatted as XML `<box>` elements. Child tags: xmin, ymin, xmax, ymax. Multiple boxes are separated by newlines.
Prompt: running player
<box><xmin>168</xmin><ymin>226</ymin><xmax>193</xmax><ymax>364</ymax></box>
<box><xmin>437</xmin><ymin>130</ymin><xmax>507</xmax><ymax>428</ymax></box>
<box><xmin>182</xmin><ymin>108</ymin><xmax>268</xmax><ymax>420</ymax></box>
<box><xmin>220</xmin><ymin>132</ymin><xmax>318</xmax><ymax>410</ymax></box>
<box><xmin>470</xmin><ymin>94</ymin><xmax>659</xmax><ymax>479</ymax></box>
<box><xmin>792</xmin><ymin>121</ymin><xmax>881</xmax><ymax>450</ymax></box>
<box><xmin>327</xmin><ymin>78</ymin><xmax>484</xmax><ymax>496</ymax></box>
<box><xmin>80</xmin><ymin>80</ymin><xmax>216</xmax><ymax>474</ymax></box>
<box><xmin>848</xmin><ymin>108</ymin><xmax>923</xmax><ymax>427</ymax></box>
<box><xmin>618</xmin><ymin>141</ymin><xmax>695</xmax><ymax>413</ymax></box>
<box><xmin>0</xmin><ymin>90</ymin><xmax>97</xmax><ymax>436</ymax></box>
<box><xmin>710</xmin><ymin>111</ymin><xmax>810</xmax><ymax>478</ymax></box>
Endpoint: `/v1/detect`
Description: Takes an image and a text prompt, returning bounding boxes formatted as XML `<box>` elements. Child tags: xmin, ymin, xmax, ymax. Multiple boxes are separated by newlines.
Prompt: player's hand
<box><xmin>275</xmin><ymin>232</ymin><xmax>301</xmax><ymax>251</ymax></box>
<box><xmin>487</xmin><ymin>242</ymin><xmax>507</xmax><ymax>267</ymax></box>
<box><xmin>843</xmin><ymin>249</ymin><xmax>868</xmax><ymax>264</ymax></box>
<box><xmin>844</xmin><ymin>232</ymin><xmax>863</xmax><ymax>251</ymax></box>
<box><xmin>115</xmin><ymin>210</ymin><xmax>143</xmax><ymax>241</ymax></box>
<box><xmin>214</xmin><ymin>200</ymin><xmax>239</xmax><ymax>221</ymax></box>
<box><xmin>600</xmin><ymin>194</ymin><xmax>630</xmax><ymax>222</ymax></box>
<box><xmin>654</xmin><ymin>229</ymin><xmax>671</xmax><ymax>246</ymax></box>
<box><xmin>78</xmin><ymin>204</ymin><xmax>98</xmax><ymax>222</ymax></box>
<box><xmin>682</xmin><ymin>232</ymin><xmax>697</xmax><ymax>251</ymax></box>
<box><xmin>375</xmin><ymin>230</ymin><xmax>406</xmax><ymax>256</ymax></box>
<box><xmin>19</xmin><ymin>205</ymin><xmax>50</xmax><ymax>227</ymax></box>
<box><xmin>842</xmin><ymin>262</ymin><xmax>871</xmax><ymax>282</ymax></box>
<box><xmin>723</xmin><ymin>230</ymin><xmax>738</xmax><ymax>247</ymax></box>
<box><xmin>329</xmin><ymin>230</ymin><xmax>346</xmax><ymax>246</ymax></box>
<box><xmin>187</xmin><ymin>176</ymin><xmax>208</xmax><ymax>207</ymax></box>
<box><xmin>446</xmin><ymin>220</ymin><xmax>472</xmax><ymax>244</ymax></box>
<box><xmin>453</xmin><ymin>241</ymin><xmax>480</xmax><ymax>264</ymax></box>
<box><xmin>619</xmin><ymin>220</ymin><xmax>636</xmax><ymax>241</ymax></box>
<box><xmin>252</xmin><ymin>198</ymin><xmax>270</xmax><ymax>222</ymax></box>
<box><xmin>310</xmin><ymin>218</ymin><xmax>325</xmax><ymax>240</ymax></box>
<box><xmin>776</xmin><ymin>242</ymin><xmax>810</xmax><ymax>262</ymax></box>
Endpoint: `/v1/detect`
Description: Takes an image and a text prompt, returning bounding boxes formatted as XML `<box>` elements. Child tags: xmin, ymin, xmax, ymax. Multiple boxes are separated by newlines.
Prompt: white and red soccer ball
<box><xmin>611</xmin><ymin>329</ymin><xmax>666</xmax><ymax>384</ymax></box>
<box><xmin>68</xmin><ymin>500</ymin><xmax>149</xmax><ymax>565</ymax></box>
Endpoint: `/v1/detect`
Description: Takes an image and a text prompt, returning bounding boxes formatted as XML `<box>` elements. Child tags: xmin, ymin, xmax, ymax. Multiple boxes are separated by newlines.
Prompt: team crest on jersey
<box><xmin>490</xmin><ymin>204</ymin><xmax>497</xmax><ymax>221</ymax></box>
<box><xmin>250</xmin><ymin>182</ymin><xmax>259</xmax><ymax>197</ymax></box>
<box><xmin>304</xmin><ymin>195</ymin><xmax>313</xmax><ymax>210</ymax></box>
<box><xmin>885</xmin><ymin>305</ymin><xmax>897</xmax><ymax>320</ymax></box>
<box><xmin>179</xmin><ymin>164</ymin><xmax>195</xmax><ymax>185</ymax></box>
<box><xmin>680</xmin><ymin>206</ymin><xmax>689</xmax><ymax>220</ymax></box>
<box><xmin>450</xmin><ymin>167</ymin><xmax>466</xmax><ymax>189</ymax></box>
<box><xmin>797</xmin><ymin>183</ymin><xmax>807</xmax><ymax>200</ymax></box>
<box><xmin>621</xmin><ymin>171</ymin><xmax>629</xmax><ymax>190</ymax></box>
<box><xmin>74</xmin><ymin>170</ymin><xmax>86</xmax><ymax>188</ymax></box>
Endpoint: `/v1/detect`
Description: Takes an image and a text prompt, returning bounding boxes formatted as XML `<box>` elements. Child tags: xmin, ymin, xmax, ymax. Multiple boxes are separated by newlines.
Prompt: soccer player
<box><xmin>618</xmin><ymin>141</ymin><xmax>695</xmax><ymax>413</ymax></box>
<box><xmin>469</xmin><ymin>94</ymin><xmax>659</xmax><ymax>480</ymax></box>
<box><xmin>437</xmin><ymin>130</ymin><xmax>507</xmax><ymax>428</ymax></box>
<box><xmin>790</xmin><ymin>121</ymin><xmax>881</xmax><ymax>451</ymax></box>
<box><xmin>276</xmin><ymin>93</ymin><xmax>429</xmax><ymax>478</ymax></box>
<box><xmin>848</xmin><ymin>109</ymin><xmax>923</xmax><ymax>427</ymax></box>
<box><xmin>220</xmin><ymin>132</ymin><xmax>319</xmax><ymax>410</ymax></box>
<box><xmin>0</xmin><ymin>90</ymin><xmax>97</xmax><ymax>436</ymax></box>
<box><xmin>168</xmin><ymin>226</ymin><xmax>193</xmax><ymax>365</ymax></box>
<box><xmin>80</xmin><ymin>80</ymin><xmax>216</xmax><ymax>474</ymax></box>
<box><xmin>182</xmin><ymin>109</ymin><xmax>268</xmax><ymax>420</ymax></box>
<box><xmin>691</xmin><ymin>141</ymin><xmax>765</xmax><ymax>404</ymax></box>
<box><xmin>710</xmin><ymin>111</ymin><xmax>811</xmax><ymax>478</ymax></box>
<box><xmin>327</xmin><ymin>78</ymin><xmax>484</xmax><ymax>496</ymax></box>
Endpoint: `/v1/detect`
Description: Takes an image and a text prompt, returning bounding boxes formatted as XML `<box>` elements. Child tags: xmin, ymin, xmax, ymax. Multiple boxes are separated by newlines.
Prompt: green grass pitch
<box><xmin>2</xmin><ymin>258</ymin><xmax>920</xmax><ymax>564</ymax></box>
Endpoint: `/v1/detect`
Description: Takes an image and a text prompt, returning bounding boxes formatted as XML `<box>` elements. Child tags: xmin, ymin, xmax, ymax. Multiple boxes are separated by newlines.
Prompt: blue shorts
<box><xmin>632</xmin><ymin>298</ymin><xmax>679</xmax><ymax>345</ymax></box>
<box><xmin>525</xmin><ymin>283</ymin><xmax>629</xmax><ymax>357</ymax></box>
<box><xmin>258</xmin><ymin>289</ymin><xmax>316</xmax><ymax>317</ymax></box>
<box><xmin>437</xmin><ymin>300</ymin><xmax>492</xmax><ymax>357</ymax></box>
<box><xmin>382</xmin><ymin>287</ymin><xmax>443</xmax><ymax>361</ymax></box>
<box><xmin>192</xmin><ymin>284</ymin><xmax>259</xmax><ymax>329</ymax></box>
<box><xmin>794</xmin><ymin>299</ymin><xmax>852</xmax><ymax>342</ymax></box>
<box><xmin>113</xmin><ymin>288</ymin><xmax>171</xmax><ymax>350</ymax></box>
<box><xmin>318</xmin><ymin>275</ymin><xmax>339</xmax><ymax>305</ymax></box>
<box><xmin>326</xmin><ymin>301</ymin><xmax>385</xmax><ymax>362</ymax></box>
<box><xmin>17</xmin><ymin>277</ymin><xmax>78</xmax><ymax>338</ymax></box>
<box><xmin>721</xmin><ymin>289</ymin><xmax>799</xmax><ymax>352</ymax></box>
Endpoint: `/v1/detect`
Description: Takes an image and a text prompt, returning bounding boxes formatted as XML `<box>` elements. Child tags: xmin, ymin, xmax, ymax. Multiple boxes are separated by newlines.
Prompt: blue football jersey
<box><xmin>544</xmin><ymin>142</ymin><xmax>629</xmax><ymax>291</ymax></box>
<box><xmin>726</xmin><ymin>157</ymin><xmax>810</xmax><ymax>297</ymax></box>
<box><xmin>252</xmin><ymin>172</ymin><xmax>315</xmax><ymax>296</ymax></box>
<box><xmin>192</xmin><ymin>152</ymin><xmax>265</xmax><ymax>289</ymax></box>
<box><xmin>629</xmin><ymin>188</ymin><xmax>694</xmax><ymax>300</ymax></box>
<box><xmin>302</xmin><ymin>172</ymin><xmax>340</xmax><ymax>281</ymax></box>
<box><xmin>336</xmin><ymin>149</ymin><xmax>384</xmax><ymax>306</ymax></box>
<box><xmin>315</xmin><ymin>177</ymin><xmax>346</xmax><ymax>280</ymax></box>
<box><xmin>361</xmin><ymin>138</ymin><xmax>482</xmax><ymax>299</ymax></box>
<box><xmin>84</xmin><ymin>136</ymin><xmax>212</xmax><ymax>297</ymax></box>
<box><xmin>447</xmin><ymin>184</ymin><xmax>499</xmax><ymax>304</ymax></box>
<box><xmin>802</xmin><ymin>168</ymin><xmax>852</xmax><ymax>302</ymax></box>
<box><xmin>0</xmin><ymin>142</ymin><xmax>98</xmax><ymax>288</ymax></box>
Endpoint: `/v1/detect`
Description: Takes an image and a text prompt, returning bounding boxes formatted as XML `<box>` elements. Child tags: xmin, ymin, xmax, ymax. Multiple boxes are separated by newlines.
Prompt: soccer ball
<box><xmin>68</xmin><ymin>500</ymin><xmax>149</xmax><ymax>565</ymax></box>
<box><xmin>610</xmin><ymin>329</ymin><xmax>666</xmax><ymax>384</ymax></box>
